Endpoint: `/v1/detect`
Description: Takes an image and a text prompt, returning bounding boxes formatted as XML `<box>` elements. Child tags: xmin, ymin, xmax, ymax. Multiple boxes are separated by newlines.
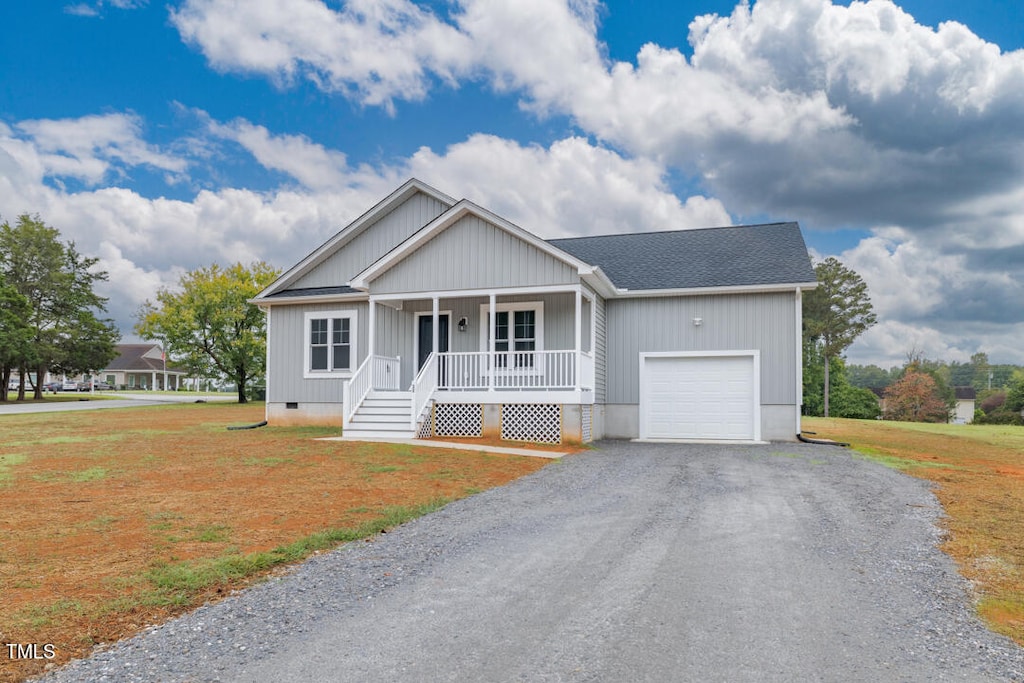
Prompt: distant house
<box><xmin>954</xmin><ymin>386</ymin><xmax>977</xmax><ymax>424</ymax></box>
<box><xmin>252</xmin><ymin>179</ymin><xmax>818</xmax><ymax>443</ymax></box>
<box><xmin>96</xmin><ymin>344</ymin><xmax>190</xmax><ymax>390</ymax></box>
<box><xmin>870</xmin><ymin>387</ymin><xmax>887</xmax><ymax>415</ymax></box>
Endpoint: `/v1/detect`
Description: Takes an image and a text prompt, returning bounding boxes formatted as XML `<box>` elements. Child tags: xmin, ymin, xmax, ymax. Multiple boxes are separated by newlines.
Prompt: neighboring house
<box><xmin>954</xmin><ymin>386</ymin><xmax>977</xmax><ymax>424</ymax></box>
<box><xmin>95</xmin><ymin>344</ymin><xmax>189</xmax><ymax>390</ymax></box>
<box><xmin>252</xmin><ymin>179</ymin><xmax>818</xmax><ymax>444</ymax></box>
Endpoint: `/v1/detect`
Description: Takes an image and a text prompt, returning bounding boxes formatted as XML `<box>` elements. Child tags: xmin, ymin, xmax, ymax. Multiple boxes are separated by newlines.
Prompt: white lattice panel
<box><xmin>434</xmin><ymin>403</ymin><xmax>482</xmax><ymax>437</ymax></box>
<box><xmin>416</xmin><ymin>406</ymin><xmax>433</xmax><ymax>439</ymax></box>
<box><xmin>502</xmin><ymin>404</ymin><xmax>561</xmax><ymax>444</ymax></box>
<box><xmin>582</xmin><ymin>404</ymin><xmax>592</xmax><ymax>443</ymax></box>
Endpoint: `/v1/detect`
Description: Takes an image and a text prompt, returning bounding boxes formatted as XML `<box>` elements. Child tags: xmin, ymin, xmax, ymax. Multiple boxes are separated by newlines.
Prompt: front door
<box><xmin>417</xmin><ymin>314</ymin><xmax>449</xmax><ymax>370</ymax></box>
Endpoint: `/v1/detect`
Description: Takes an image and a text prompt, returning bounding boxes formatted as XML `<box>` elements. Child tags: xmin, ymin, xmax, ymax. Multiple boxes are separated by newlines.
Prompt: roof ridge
<box><xmin>548</xmin><ymin>222</ymin><xmax>797</xmax><ymax>242</ymax></box>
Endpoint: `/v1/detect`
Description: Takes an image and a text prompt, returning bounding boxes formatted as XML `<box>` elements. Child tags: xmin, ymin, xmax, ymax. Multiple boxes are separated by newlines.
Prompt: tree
<box><xmin>1006</xmin><ymin>371</ymin><xmax>1024</xmax><ymax>414</ymax></box>
<box><xmin>0</xmin><ymin>276</ymin><xmax>34</xmax><ymax>401</ymax></box>
<box><xmin>803</xmin><ymin>257</ymin><xmax>878</xmax><ymax>417</ymax></box>
<box><xmin>802</xmin><ymin>351</ymin><xmax>880</xmax><ymax>419</ymax></box>
<box><xmin>883</xmin><ymin>370</ymin><xmax>950</xmax><ymax>423</ymax></box>
<box><xmin>135</xmin><ymin>262</ymin><xmax>280</xmax><ymax>403</ymax></box>
<box><xmin>0</xmin><ymin>215</ymin><xmax>119</xmax><ymax>400</ymax></box>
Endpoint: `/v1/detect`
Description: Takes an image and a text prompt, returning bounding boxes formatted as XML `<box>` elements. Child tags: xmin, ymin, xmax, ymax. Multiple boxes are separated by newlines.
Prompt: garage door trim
<box><xmin>638</xmin><ymin>350</ymin><xmax>761</xmax><ymax>442</ymax></box>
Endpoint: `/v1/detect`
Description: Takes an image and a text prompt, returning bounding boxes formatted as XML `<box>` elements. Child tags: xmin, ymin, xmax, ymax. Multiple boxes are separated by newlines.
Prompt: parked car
<box><xmin>43</xmin><ymin>381</ymin><xmax>62</xmax><ymax>392</ymax></box>
<box><xmin>62</xmin><ymin>380</ymin><xmax>79</xmax><ymax>391</ymax></box>
<box><xmin>79</xmin><ymin>380</ymin><xmax>112</xmax><ymax>391</ymax></box>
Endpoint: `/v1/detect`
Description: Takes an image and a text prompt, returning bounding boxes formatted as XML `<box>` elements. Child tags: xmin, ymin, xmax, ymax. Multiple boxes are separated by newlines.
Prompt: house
<box><xmin>96</xmin><ymin>343</ymin><xmax>190</xmax><ymax>390</ymax></box>
<box><xmin>954</xmin><ymin>386</ymin><xmax>976</xmax><ymax>424</ymax></box>
<box><xmin>252</xmin><ymin>179</ymin><xmax>818</xmax><ymax>443</ymax></box>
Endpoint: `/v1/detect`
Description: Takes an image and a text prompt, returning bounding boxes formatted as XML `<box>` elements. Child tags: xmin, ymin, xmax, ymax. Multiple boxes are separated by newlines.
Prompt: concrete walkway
<box><xmin>321</xmin><ymin>435</ymin><xmax>569</xmax><ymax>458</ymax></box>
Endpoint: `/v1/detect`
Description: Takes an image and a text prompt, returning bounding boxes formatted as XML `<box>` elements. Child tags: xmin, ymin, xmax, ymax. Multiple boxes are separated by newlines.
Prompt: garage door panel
<box><xmin>641</xmin><ymin>355</ymin><xmax>757</xmax><ymax>440</ymax></box>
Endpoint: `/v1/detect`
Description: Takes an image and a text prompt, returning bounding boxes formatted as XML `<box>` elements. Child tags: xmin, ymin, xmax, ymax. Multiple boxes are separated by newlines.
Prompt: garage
<box><xmin>639</xmin><ymin>352</ymin><xmax>760</xmax><ymax>441</ymax></box>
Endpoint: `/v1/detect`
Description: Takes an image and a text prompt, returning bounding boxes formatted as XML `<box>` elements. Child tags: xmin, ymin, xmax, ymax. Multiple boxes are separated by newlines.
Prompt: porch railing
<box><xmin>343</xmin><ymin>354</ymin><xmax>400</xmax><ymax>429</ymax></box>
<box><xmin>436</xmin><ymin>350</ymin><xmax>591</xmax><ymax>390</ymax></box>
<box><xmin>410</xmin><ymin>352</ymin><xmax>438</xmax><ymax>431</ymax></box>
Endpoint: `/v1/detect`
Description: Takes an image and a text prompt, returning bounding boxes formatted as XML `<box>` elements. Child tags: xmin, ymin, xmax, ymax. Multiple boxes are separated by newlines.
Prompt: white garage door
<box><xmin>640</xmin><ymin>353</ymin><xmax>758</xmax><ymax>441</ymax></box>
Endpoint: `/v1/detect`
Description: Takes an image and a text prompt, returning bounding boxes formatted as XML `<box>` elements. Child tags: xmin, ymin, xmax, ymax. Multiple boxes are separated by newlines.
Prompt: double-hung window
<box><xmin>480</xmin><ymin>302</ymin><xmax>543</xmax><ymax>368</ymax></box>
<box><xmin>305</xmin><ymin>311</ymin><xmax>356</xmax><ymax>377</ymax></box>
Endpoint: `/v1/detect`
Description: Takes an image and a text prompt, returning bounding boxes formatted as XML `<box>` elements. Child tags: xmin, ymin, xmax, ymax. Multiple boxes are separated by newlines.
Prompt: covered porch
<box><xmin>343</xmin><ymin>285</ymin><xmax>598</xmax><ymax>442</ymax></box>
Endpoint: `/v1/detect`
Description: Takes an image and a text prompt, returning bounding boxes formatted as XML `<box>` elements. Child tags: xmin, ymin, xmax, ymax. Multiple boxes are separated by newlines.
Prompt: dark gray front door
<box><xmin>417</xmin><ymin>314</ymin><xmax>449</xmax><ymax>370</ymax></box>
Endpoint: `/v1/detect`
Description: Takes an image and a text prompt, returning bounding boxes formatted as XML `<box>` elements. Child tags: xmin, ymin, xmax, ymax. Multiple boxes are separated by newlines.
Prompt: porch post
<box><xmin>488</xmin><ymin>293</ymin><xmax>496</xmax><ymax>391</ymax></box>
<box><xmin>431</xmin><ymin>296</ymin><xmax>439</xmax><ymax>365</ymax></box>
<box><xmin>574</xmin><ymin>287</ymin><xmax>582</xmax><ymax>391</ymax></box>
<box><xmin>368</xmin><ymin>297</ymin><xmax>376</xmax><ymax>358</ymax></box>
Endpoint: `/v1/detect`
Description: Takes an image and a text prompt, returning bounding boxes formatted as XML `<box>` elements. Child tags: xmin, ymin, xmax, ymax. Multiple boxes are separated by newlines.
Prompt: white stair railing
<box><xmin>410</xmin><ymin>352</ymin><xmax>438</xmax><ymax>431</ymax></box>
<box><xmin>343</xmin><ymin>354</ymin><xmax>400</xmax><ymax>430</ymax></box>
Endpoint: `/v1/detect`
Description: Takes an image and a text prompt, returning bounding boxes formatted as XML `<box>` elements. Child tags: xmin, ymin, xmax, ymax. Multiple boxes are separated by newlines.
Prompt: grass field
<box><xmin>805</xmin><ymin>417</ymin><xmax>1024</xmax><ymax>646</ymax></box>
<box><xmin>0</xmin><ymin>404</ymin><xmax>550</xmax><ymax>682</ymax></box>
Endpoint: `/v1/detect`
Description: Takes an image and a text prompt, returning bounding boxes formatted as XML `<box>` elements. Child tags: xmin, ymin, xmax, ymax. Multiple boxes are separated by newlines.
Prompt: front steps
<box><xmin>343</xmin><ymin>390</ymin><xmax>416</xmax><ymax>439</ymax></box>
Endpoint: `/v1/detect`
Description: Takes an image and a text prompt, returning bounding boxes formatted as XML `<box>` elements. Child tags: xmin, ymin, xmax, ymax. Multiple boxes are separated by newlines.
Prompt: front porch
<box><xmin>342</xmin><ymin>350</ymin><xmax>595</xmax><ymax>443</ymax></box>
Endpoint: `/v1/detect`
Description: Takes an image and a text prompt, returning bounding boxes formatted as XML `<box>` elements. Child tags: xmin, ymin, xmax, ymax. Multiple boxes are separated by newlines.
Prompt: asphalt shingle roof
<box><xmin>264</xmin><ymin>286</ymin><xmax>360</xmax><ymax>299</ymax></box>
<box><xmin>549</xmin><ymin>222</ymin><xmax>816</xmax><ymax>290</ymax></box>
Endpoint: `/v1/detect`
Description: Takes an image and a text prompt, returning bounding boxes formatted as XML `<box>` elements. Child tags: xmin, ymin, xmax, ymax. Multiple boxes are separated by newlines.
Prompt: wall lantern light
<box><xmin>458</xmin><ymin>316</ymin><xmax>468</xmax><ymax>332</ymax></box>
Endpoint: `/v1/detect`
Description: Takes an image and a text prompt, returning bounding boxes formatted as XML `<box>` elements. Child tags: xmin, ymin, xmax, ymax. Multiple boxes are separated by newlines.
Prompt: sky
<box><xmin>2</xmin><ymin>0</ymin><xmax>1023</xmax><ymax>369</ymax></box>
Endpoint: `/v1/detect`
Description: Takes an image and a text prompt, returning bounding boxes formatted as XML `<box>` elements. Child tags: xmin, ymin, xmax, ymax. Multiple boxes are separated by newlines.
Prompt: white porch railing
<box><xmin>436</xmin><ymin>350</ymin><xmax>591</xmax><ymax>390</ymax></box>
<box><xmin>410</xmin><ymin>352</ymin><xmax>439</xmax><ymax>430</ymax></box>
<box><xmin>343</xmin><ymin>354</ymin><xmax>401</xmax><ymax>429</ymax></box>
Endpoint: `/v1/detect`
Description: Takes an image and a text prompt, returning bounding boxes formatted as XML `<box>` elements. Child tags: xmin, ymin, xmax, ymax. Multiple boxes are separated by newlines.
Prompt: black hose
<box><xmin>797</xmin><ymin>432</ymin><xmax>850</xmax><ymax>447</ymax></box>
<box><xmin>227</xmin><ymin>421</ymin><xmax>268</xmax><ymax>431</ymax></box>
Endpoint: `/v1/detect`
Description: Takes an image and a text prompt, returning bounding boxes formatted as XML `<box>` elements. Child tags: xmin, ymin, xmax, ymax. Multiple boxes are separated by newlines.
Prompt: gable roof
<box><xmin>255</xmin><ymin>179</ymin><xmax>455</xmax><ymax>301</ymax></box>
<box><xmin>955</xmin><ymin>386</ymin><xmax>977</xmax><ymax>400</ymax></box>
<box><xmin>348</xmin><ymin>199</ymin><xmax>610</xmax><ymax>292</ymax></box>
<box><xmin>549</xmin><ymin>222</ymin><xmax>816</xmax><ymax>292</ymax></box>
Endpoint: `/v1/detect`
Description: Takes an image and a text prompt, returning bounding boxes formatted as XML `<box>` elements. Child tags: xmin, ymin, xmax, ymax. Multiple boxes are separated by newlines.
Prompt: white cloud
<box><xmin>1</xmin><ymin>110</ymin><xmax>725</xmax><ymax>343</ymax></box>
<box><xmin>206</xmin><ymin>118</ymin><xmax>351</xmax><ymax>191</ymax></box>
<box><xmin>170</xmin><ymin>0</ymin><xmax>474</xmax><ymax>112</ymax></box>
<box><xmin>14</xmin><ymin>113</ymin><xmax>187</xmax><ymax>185</ymax></box>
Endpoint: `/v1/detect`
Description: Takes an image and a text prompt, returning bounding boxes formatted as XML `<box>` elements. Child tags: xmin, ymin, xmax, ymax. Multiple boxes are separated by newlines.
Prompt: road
<box><xmin>0</xmin><ymin>392</ymin><xmax>236</xmax><ymax>415</ymax></box>
<box><xmin>45</xmin><ymin>441</ymin><xmax>1024</xmax><ymax>682</ymax></box>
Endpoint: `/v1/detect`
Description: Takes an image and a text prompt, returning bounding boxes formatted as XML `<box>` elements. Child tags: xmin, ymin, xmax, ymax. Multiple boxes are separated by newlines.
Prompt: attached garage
<box><xmin>638</xmin><ymin>351</ymin><xmax>761</xmax><ymax>442</ymax></box>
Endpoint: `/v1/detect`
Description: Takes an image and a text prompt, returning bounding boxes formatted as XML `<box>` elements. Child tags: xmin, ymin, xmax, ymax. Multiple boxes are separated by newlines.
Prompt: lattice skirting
<box><xmin>432</xmin><ymin>403</ymin><xmax>483</xmax><ymax>437</ymax></box>
<box><xmin>416</xmin><ymin>406</ymin><xmax>433</xmax><ymax>439</ymax></box>
<box><xmin>581</xmin><ymin>404</ymin><xmax>592</xmax><ymax>443</ymax></box>
<box><xmin>501</xmin><ymin>404</ymin><xmax>561</xmax><ymax>444</ymax></box>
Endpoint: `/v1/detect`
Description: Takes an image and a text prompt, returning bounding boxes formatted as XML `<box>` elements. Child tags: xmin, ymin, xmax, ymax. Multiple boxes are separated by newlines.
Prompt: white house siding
<box><xmin>266</xmin><ymin>301</ymin><xmax>369</xmax><ymax>415</ymax></box>
<box><xmin>369</xmin><ymin>215</ymin><xmax>579</xmax><ymax>294</ymax></box>
<box><xmin>290</xmin><ymin>192</ymin><xmax>450</xmax><ymax>290</ymax></box>
<box><xmin>603</xmin><ymin>291</ymin><xmax>799</xmax><ymax>441</ymax></box>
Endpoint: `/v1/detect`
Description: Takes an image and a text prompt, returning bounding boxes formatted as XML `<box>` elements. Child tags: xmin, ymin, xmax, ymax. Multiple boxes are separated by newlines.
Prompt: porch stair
<box><xmin>343</xmin><ymin>390</ymin><xmax>416</xmax><ymax>439</ymax></box>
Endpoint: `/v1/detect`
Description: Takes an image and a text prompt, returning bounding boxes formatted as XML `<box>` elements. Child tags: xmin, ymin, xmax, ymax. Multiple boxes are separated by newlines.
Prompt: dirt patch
<box><xmin>804</xmin><ymin>418</ymin><xmax>1024</xmax><ymax>646</ymax></box>
<box><xmin>0</xmin><ymin>403</ymin><xmax>548</xmax><ymax>682</ymax></box>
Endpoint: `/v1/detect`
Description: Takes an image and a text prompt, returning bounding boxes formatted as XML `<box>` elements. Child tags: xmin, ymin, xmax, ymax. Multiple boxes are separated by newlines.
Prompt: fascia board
<box><xmin>248</xmin><ymin>293</ymin><xmax>368</xmax><ymax>307</ymax></box>
<box><xmin>253</xmin><ymin>179</ymin><xmax>455</xmax><ymax>301</ymax></box>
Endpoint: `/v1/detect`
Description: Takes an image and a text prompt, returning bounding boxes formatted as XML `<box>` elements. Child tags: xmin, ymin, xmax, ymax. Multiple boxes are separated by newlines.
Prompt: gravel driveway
<box><xmin>45</xmin><ymin>441</ymin><xmax>1024</xmax><ymax>682</ymax></box>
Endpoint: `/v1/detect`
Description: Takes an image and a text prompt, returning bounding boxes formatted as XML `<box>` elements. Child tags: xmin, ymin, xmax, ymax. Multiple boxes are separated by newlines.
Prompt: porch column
<box><xmin>488</xmin><ymin>293</ymin><xmax>496</xmax><ymax>391</ymax></box>
<box><xmin>574</xmin><ymin>288</ymin><xmax>582</xmax><ymax>391</ymax></box>
<box><xmin>431</xmin><ymin>296</ymin><xmax>439</xmax><ymax>365</ymax></box>
<box><xmin>151</xmin><ymin>371</ymin><xmax>156</xmax><ymax>391</ymax></box>
<box><xmin>368</xmin><ymin>297</ymin><xmax>376</xmax><ymax>358</ymax></box>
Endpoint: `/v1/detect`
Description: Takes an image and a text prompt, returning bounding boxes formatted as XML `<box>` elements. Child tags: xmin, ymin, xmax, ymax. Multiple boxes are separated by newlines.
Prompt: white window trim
<box><xmin>477</xmin><ymin>301</ymin><xmax>545</xmax><ymax>352</ymax></box>
<box><xmin>304</xmin><ymin>310</ymin><xmax>358</xmax><ymax>379</ymax></box>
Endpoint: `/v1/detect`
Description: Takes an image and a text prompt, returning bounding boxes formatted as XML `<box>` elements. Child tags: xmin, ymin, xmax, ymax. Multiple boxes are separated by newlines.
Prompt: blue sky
<box><xmin>2</xmin><ymin>0</ymin><xmax>1024</xmax><ymax>367</ymax></box>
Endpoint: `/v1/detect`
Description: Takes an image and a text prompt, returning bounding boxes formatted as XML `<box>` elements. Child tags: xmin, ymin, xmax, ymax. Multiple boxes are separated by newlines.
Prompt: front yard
<box><xmin>0</xmin><ymin>404</ymin><xmax>549</xmax><ymax>682</ymax></box>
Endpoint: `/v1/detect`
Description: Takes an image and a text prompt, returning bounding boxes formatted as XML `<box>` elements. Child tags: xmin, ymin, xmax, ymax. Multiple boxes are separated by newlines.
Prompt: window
<box><xmin>479</xmin><ymin>302</ymin><xmax>543</xmax><ymax>368</ymax></box>
<box><xmin>305</xmin><ymin>310</ymin><xmax>357</xmax><ymax>377</ymax></box>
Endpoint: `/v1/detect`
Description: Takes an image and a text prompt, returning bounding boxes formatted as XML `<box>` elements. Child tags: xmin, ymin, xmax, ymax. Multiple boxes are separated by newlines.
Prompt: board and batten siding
<box><xmin>267</xmin><ymin>302</ymin><xmax>368</xmax><ymax>403</ymax></box>
<box><xmin>370</xmin><ymin>215</ymin><xmax>579</xmax><ymax>294</ymax></box>
<box><xmin>587</xmin><ymin>285</ymin><xmax>608</xmax><ymax>405</ymax></box>
<box><xmin>291</xmin><ymin>192</ymin><xmax>450</xmax><ymax>290</ymax></box>
<box><xmin>604</xmin><ymin>292</ymin><xmax>799</xmax><ymax>405</ymax></box>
